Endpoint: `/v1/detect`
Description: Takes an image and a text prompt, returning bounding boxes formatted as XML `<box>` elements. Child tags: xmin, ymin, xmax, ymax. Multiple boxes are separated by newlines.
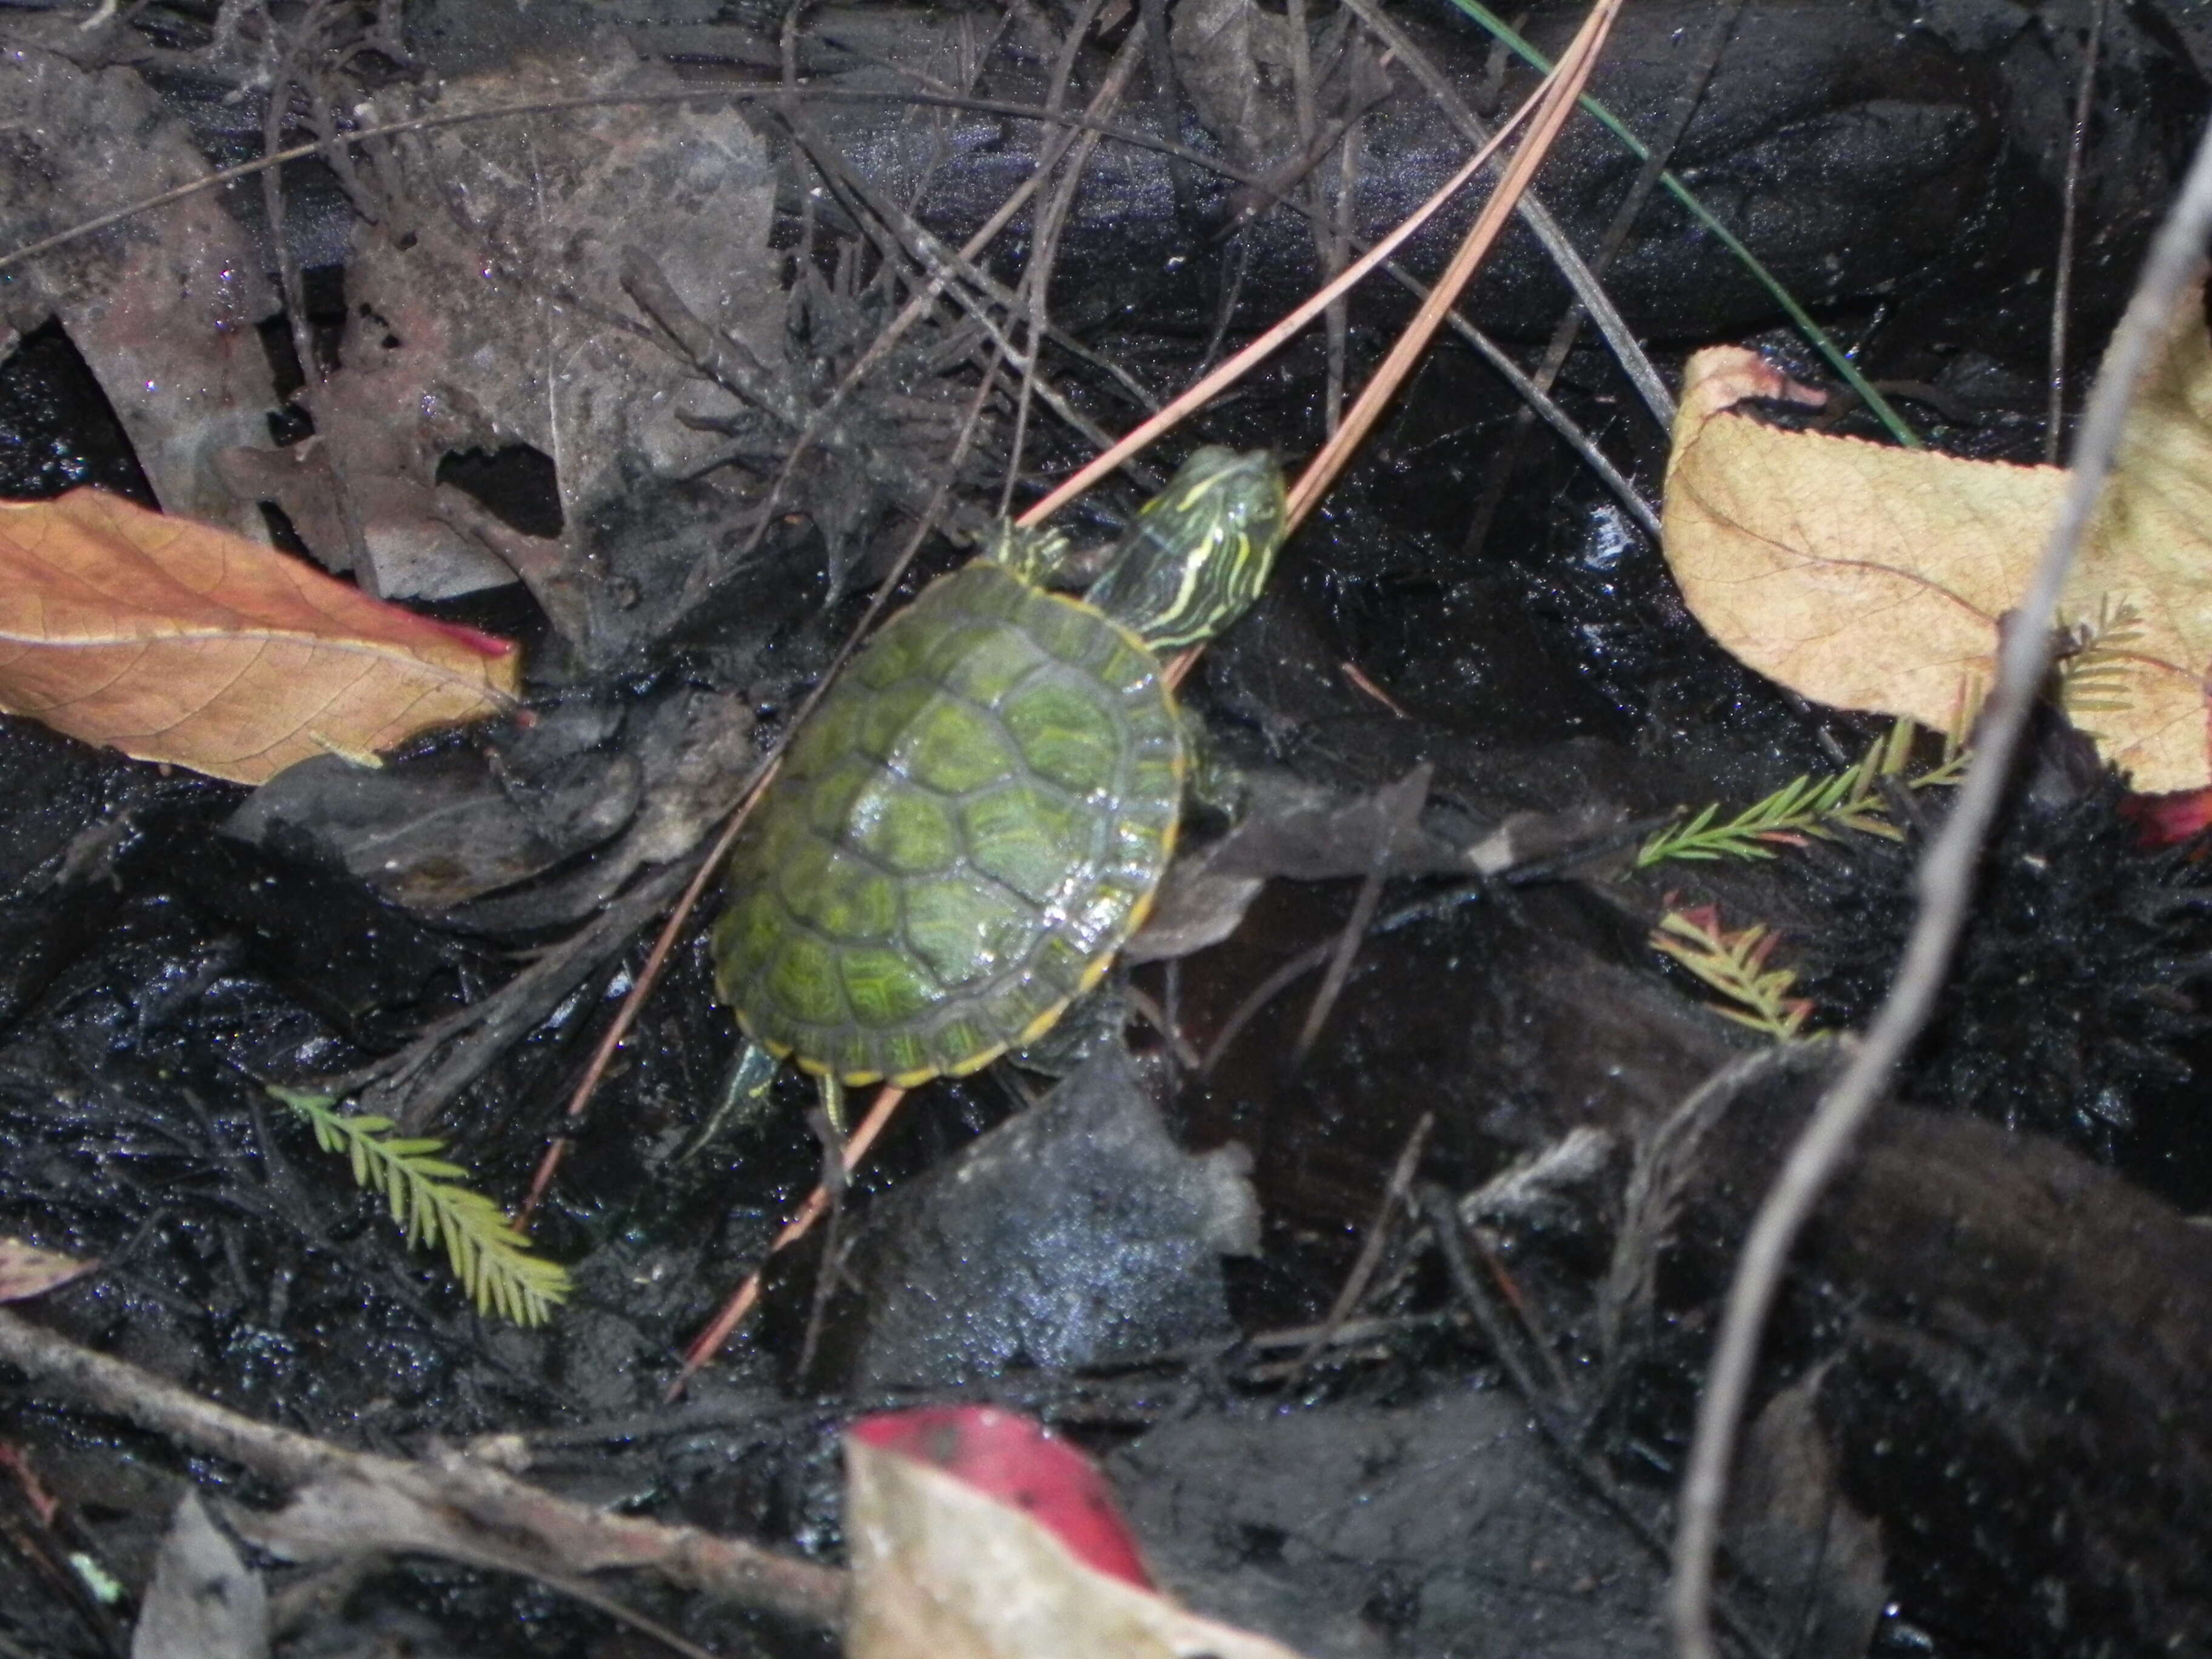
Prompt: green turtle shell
<box><xmin>711</xmin><ymin>561</ymin><xmax>1184</xmax><ymax>1087</ymax></box>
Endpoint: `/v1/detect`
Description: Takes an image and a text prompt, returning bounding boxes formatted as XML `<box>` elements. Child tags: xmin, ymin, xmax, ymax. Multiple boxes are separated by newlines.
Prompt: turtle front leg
<box><xmin>982</xmin><ymin>520</ymin><xmax>1071</xmax><ymax>584</ymax></box>
<box><xmin>816</xmin><ymin>1072</ymin><xmax>846</xmax><ymax>1136</ymax></box>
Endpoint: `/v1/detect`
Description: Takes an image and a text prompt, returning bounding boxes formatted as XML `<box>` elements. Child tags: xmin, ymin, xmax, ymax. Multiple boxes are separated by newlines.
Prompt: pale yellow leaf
<box><xmin>1662</xmin><ymin>290</ymin><xmax>2212</xmax><ymax>794</ymax></box>
<box><xmin>845</xmin><ymin>1435</ymin><xmax>1313</xmax><ymax>1659</ymax></box>
<box><xmin>0</xmin><ymin>1238</ymin><xmax>95</xmax><ymax>1302</ymax></box>
<box><xmin>0</xmin><ymin>489</ymin><xmax>520</xmax><ymax>784</ymax></box>
<box><xmin>2069</xmin><ymin>289</ymin><xmax>2212</xmax><ymax>789</ymax></box>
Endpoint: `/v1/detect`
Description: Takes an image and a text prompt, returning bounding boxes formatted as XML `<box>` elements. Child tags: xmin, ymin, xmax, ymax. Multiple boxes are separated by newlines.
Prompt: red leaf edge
<box><xmin>850</xmin><ymin>1406</ymin><xmax>1153</xmax><ymax>1589</ymax></box>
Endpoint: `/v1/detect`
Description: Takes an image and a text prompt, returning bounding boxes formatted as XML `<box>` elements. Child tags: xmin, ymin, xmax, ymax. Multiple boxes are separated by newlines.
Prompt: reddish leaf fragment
<box><xmin>2122</xmin><ymin>786</ymin><xmax>2212</xmax><ymax>848</ymax></box>
<box><xmin>850</xmin><ymin>1407</ymin><xmax>1151</xmax><ymax>1589</ymax></box>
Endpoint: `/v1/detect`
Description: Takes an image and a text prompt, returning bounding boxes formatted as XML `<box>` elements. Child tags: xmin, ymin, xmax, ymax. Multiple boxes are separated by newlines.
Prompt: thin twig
<box><xmin>354</xmin><ymin>861</ymin><xmax>694</xmax><ymax>1135</ymax></box>
<box><xmin>1332</xmin><ymin>0</ymin><xmax>1674</xmax><ymax>429</ymax></box>
<box><xmin>732</xmin><ymin>41</ymin><xmax>1154</xmax><ymax>569</ymax></box>
<box><xmin>1199</xmin><ymin>934</ymin><xmax>1335</xmax><ymax>1076</ymax></box>
<box><xmin>517</xmin><ymin>784</ymin><xmax>773</xmax><ymax>1220</ymax></box>
<box><xmin>783</xmin><ymin>115</ymin><xmax>1123</xmax><ymax>459</ymax></box>
<box><xmin>1122</xmin><ymin>982</ymin><xmax>1205</xmax><ymax>1071</ymax></box>
<box><xmin>2048</xmin><ymin>0</ymin><xmax>2108</xmax><ymax>463</ymax></box>
<box><xmin>1284</xmin><ymin>0</ymin><xmax>1627</xmax><ymax>530</ymax></box>
<box><xmin>1540</xmin><ymin>0</ymin><xmax>1742</xmax><ymax>395</ymax></box>
<box><xmin>1192</xmin><ymin>138</ymin><xmax>1661</xmax><ymax>531</ymax></box>
<box><xmin>1278</xmin><ymin>1112</ymin><xmax>1433</xmax><ymax>1392</ymax></box>
<box><xmin>1000</xmin><ymin>0</ymin><xmax>1122</xmax><ymax>512</ymax></box>
<box><xmin>1422</xmin><ymin>1188</ymin><xmax>1570</xmax><ymax>1433</ymax></box>
<box><xmin>0</xmin><ymin>85</ymin><xmax>1344</xmax><ymax>277</ymax></box>
<box><xmin>1022</xmin><ymin>87</ymin><xmax>1539</xmax><ymax>526</ymax></box>
<box><xmin>1667</xmin><ymin>116</ymin><xmax>2212</xmax><ymax>1659</ymax></box>
<box><xmin>1461</xmin><ymin>0</ymin><xmax>1738</xmax><ymax>554</ymax></box>
<box><xmin>1293</xmin><ymin>764</ymin><xmax>1429</xmax><ymax>1063</ymax></box>
<box><xmin>793</xmin><ymin>1102</ymin><xmax>855</xmax><ymax>1386</ymax></box>
<box><xmin>1592</xmin><ymin>1046</ymin><xmax>1826</xmax><ymax>1432</ymax></box>
<box><xmin>1399</xmin><ymin>264</ymin><xmax>1659</xmax><ymax>537</ymax></box>
<box><xmin>1282</xmin><ymin>0</ymin><xmax>1338</xmax><ymax>432</ymax></box>
<box><xmin>2</xmin><ymin>69</ymin><xmax>1657</xmax><ymax>529</ymax></box>
<box><xmin>674</xmin><ymin>1083</ymin><xmax>910</xmax><ymax>1389</ymax></box>
<box><xmin>1420</xmin><ymin>1191</ymin><xmax>1778</xmax><ymax>1659</ymax></box>
<box><xmin>1329</xmin><ymin>99</ymin><xmax>1362</xmax><ymax>435</ymax></box>
<box><xmin>1467</xmin><ymin>1224</ymin><xmax>1579</xmax><ymax>1406</ymax></box>
<box><xmin>0</xmin><ymin>1309</ymin><xmax>844</xmax><ymax>1628</ymax></box>
<box><xmin>1439</xmin><ymin>0</ymin><xmax>1917</xmax><ymax>447</ymax></box>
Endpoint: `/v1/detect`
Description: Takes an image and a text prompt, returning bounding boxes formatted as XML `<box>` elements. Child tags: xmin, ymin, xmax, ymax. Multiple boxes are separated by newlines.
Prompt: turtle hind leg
<box><xmin>673</xmin><ymin>1039</ymin><xmax>784</xmax><ymax>1168</ymax></box>
<box><xmin>817</xmin><ymin>1072</ymin><xmax>846</xmax><ymax>1136</ymax></box>
<box><xmin>688</xmin><ymin>1041</ymin><xmax>843</xmax><ymax>1145</ymax></box>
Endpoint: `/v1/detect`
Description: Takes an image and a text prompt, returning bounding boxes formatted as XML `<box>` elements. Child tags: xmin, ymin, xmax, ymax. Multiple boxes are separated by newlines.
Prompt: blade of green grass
<box><xmin>1440</xmin><ymin>0</ymin><xmax>1922</xmax><ymax>448</ymax></box>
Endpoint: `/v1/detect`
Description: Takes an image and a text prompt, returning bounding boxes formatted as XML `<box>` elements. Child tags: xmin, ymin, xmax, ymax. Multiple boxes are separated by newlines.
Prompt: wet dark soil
<box><xmin>2</xmin><ymin>2</ymin><xmax>2210</xmax><ymax>1657</ymax></box>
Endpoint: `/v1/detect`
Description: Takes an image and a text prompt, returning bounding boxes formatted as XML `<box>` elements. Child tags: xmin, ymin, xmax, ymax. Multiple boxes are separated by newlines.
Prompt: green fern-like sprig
<box><xmin>269</xmin><ymin>1088</ymin><xmax>570</xmax><ymax>1325</ymax></box>
<box><xmin>1637</xmin><ymin>718</ymin><xmax>1968</xmax><ymax>869</ymax></box>
<box><xmin>2056</xmin><ymin>594</ymin><xmax>2147</xmax><ymax>716</ymax></box>
<box><xmin>1650</xmin><ymin>905</ymin><xmax>1819</xmax><ymax>1042</ymax></box>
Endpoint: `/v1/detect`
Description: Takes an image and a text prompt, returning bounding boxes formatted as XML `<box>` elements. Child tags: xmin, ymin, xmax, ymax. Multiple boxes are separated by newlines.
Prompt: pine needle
<box><xmin>268</xmin><ymin>1088</ymin><xmax>571</xmax><ymax>1325</ymax></box>
<box><xmin>1439</xmin><ymin>0</ymin><xmax>1920</xmax><ymax>448</ymax></box>
<box><xmin>1637</xmin><ymin>718</ymin><xmax>1968</xmax><ymax>869</ymax></box>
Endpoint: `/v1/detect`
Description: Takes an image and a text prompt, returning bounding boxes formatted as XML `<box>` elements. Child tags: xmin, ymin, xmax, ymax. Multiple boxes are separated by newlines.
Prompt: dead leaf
<box><xmin>1173</xmin><ymin>0</ymin><xmax>1302</xmax><ymax>169</ymax></box>
<box><xmin>0</xmin><ymin>490</ymin><xmax>519</xmax><ymax>783</ymax></box>
<box><xmin>1729</xmin><ymin>1366</ymin><xmax>1888</xmax><ymax>1659</ymax></box>
<box><xmin>0</xmin><ymin>1238</ymin><xmax>94</xmax><ymax>1302</ymax></box>
<box><xmin>1662</xmin><ymin>287</ymin><xmax>2212</xmax><ymax>793</ymax></box>
<box><xmin>2070</xmin><ymin>286</ymin><xmax>2212</xmax><ymax>789</ymax></box>
<box><xmin>846</xmin><ymin>1410</ymin><xmax>1313</xmax><ymax>1659</ymax></box>
<box><xmin>236</xmin><ymin>36</ymin><xmax>779</xmax><ymax>608</ymax></box>
<box><xmin>226</xmin><ymin>701</ymin><xmax>641</xmax><ymax>913</ymax></box>
<box><xmin>132</xmin><ymin>1493</ymin><xmax>269</xmax><ymax>1659</ymax></box>
<box><xmin>0</xmin><ymin>48</ymin><xmax>279</xmax><ymax>538</ymax></box>
<box><xmin>824</xmin><ymin>1057</ymin><xmax>1256</xmax><ymax>1392</ymax></box>
<box><xmin>853</xmin><ymin>1409</ymin><xmax>1157</xmax><ymax>1587</ymax></box>
<box><xmin>1128</xmin><ymin>771</ymin><xmax>1469</xmax><ymax>963</ymax></box>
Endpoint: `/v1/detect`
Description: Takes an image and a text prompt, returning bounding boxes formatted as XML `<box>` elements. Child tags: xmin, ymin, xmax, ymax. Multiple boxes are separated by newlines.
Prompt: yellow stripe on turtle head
<box><xmin>1082</xmin><ymin>448</ymin><xmax>1288</xmax><ymax>652</ymax></box>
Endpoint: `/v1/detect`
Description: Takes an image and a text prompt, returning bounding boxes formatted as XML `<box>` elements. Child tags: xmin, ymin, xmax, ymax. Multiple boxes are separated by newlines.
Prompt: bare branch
<box><xmin>0</xmin><ymin>1308</ymin><xmax>845</xmax><ymax>1629</ymax></box>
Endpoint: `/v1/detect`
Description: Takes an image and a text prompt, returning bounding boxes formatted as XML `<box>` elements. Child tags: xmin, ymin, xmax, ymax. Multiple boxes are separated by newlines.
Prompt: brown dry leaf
<box><xmin>1663</xmin><ymin>289</ymin><xmax>2212</xmax><ymax>793</ymax></box>
<box><xmin>846</xmin><ymin>1435</ymin><xmax>1312</xmax><ymax>1659</ymax></box>
<box><xmin>0</xmin><ymin>1238</ymin><xmax>94</xmax><ymax>1302</ymax></box>
<box><xmin>0</xmin><ymin>489</ymin><xmax>520</xmax><ymax>784</ymax></box>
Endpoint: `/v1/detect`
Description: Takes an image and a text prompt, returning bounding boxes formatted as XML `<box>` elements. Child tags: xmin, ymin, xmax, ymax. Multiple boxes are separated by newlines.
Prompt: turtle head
<box><xmin>1084</xmin><ymin>447</ymin><xmax>1288</xmax><ymax>651</ymax></box>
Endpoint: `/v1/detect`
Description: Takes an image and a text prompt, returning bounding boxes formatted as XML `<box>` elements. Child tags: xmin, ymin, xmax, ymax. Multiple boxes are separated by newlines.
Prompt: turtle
<box><xmin>709</xmin><ymin>444</ymin><xmax>1289</xmax><ymax>1128</ymax></box>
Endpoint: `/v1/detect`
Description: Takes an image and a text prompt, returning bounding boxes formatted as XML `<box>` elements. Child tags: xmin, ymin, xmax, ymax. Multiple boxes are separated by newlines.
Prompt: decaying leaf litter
<box><xmin>4</xmin><ymin>0</ymin><xmax>2212</xmax><ymax>1655</ymax></box>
